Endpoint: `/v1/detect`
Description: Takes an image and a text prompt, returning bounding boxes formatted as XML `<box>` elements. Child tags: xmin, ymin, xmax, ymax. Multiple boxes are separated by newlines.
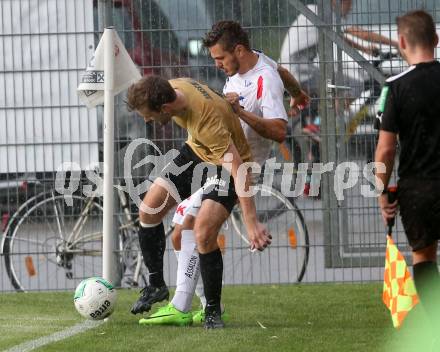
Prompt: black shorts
<box><xmin>161</xmin><ymin>143</ymin><xmax>237</xmax><ymax>214</ymax></box>
<box><xmin>398</xmin><ymin>179</ymin><xmax>440</xmax><ymax>251</ymax></box>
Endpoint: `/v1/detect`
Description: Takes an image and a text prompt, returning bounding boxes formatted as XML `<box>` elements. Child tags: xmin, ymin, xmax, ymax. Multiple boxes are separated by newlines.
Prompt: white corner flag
<box><xmin>77</xmin><ymin>29</ymin><xmax>141</xmax><ymax>108</ymax></box>
<box><xmin>76</xmin><ymin>28</ymin><xmax>141</xmax><ymax>285</ymax></box>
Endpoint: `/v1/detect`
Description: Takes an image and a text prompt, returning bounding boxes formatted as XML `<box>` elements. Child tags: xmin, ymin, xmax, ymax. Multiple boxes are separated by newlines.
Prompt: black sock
<box><xmin>199</xmin><ymin>249</ymin><xmax>223</xmax><ymax>313</ymax></box>
<box><xmin>413</xmin><ymin>261</ymin><xmax>440</xmax><ymax>329</ymax></box>
<box><xmin>138</xmin><ymin>223</ymin><xmax>166</xmax><ymax>287</ymax></box>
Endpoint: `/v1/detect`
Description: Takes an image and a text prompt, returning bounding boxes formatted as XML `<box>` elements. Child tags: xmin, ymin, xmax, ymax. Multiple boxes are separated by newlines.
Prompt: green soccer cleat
<box><xmin>192</xmin><ymin>308</ymin><xmax>229</xmax><ymax>325</ymax></box>
<box><xmin>139</xmin><ymin>303</ymin><xmax>193</xmax><ymax>326</ymax></box>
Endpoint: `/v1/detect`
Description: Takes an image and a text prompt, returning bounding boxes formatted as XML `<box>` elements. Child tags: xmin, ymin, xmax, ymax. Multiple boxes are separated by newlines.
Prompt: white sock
<box><xmin>195</xmin><ymin>281</ymin><xmax>207</xmax><ymax>309</ymax></box>
<box><xmin>171</xmin><ymin>230</ymin><xmax>200</xmax><ymax>313</ymax></box>
<box><xmin>176</xmin><ymin>233</ymin><xmax>207</xmax><ymax>310</ymax></box>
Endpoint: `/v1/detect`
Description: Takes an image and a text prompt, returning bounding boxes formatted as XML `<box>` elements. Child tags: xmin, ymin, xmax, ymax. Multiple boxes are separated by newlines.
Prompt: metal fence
<box><xmin>1</xmin><ymin>0</ymin><xmax>439</xmax><ymax>292</ymax></box>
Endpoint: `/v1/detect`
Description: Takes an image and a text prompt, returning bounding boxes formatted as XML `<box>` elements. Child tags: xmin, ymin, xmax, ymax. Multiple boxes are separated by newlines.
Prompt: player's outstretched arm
<box><xmin>220</xmin><ymin>142</ymin><xmax>271</xmax><ymax>251</ymax></box>
<box><xmin>345</xmin><ymin>26</ymin><xmax>399</xmax><ymax>48</ymax></box>
<box><xmin>277</xmin><ymin>65</ymin><xmax>310</xmax><ymax>116</ymax></box>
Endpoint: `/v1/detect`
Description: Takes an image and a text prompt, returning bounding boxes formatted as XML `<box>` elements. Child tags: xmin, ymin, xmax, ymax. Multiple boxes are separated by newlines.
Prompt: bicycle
<box><xmin>280</xmin><ymin>50</ymin><xmax>402</xmax><ymax>172</ymax></box>
<box><xmin>1</xmin><ymin>151</ymin><xmax>309</xmax><ymax>292</ymax></box>
<box><xmin>345</xmin><ymin>50</ymin><xmax>402</xmax><ymax>159</ymax></box>
<box><xmin>223</xmin><ymin>183</ymin><xmax>309</xmax><ymax>284</ymax></box>
<box><xmin>1</xmin><ymin>184</ymin><xmax>148</xmax><ymax>292</ymax></box>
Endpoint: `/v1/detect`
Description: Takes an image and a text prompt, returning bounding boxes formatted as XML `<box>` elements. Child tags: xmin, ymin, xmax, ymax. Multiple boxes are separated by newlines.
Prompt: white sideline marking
<box><xmin>5</xmin><ymin>320</ymin><xmax>104</xmax><ymax>352</ymax></box>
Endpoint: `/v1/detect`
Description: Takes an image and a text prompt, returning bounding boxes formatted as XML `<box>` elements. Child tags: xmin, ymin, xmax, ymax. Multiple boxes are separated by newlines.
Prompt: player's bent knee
<box><xmin>171</xmin><ymin>225</ymin><xmax>183</xmax><ymax>250</ymax></box>
<box><xmin>182</xmin><ymin>214</ymin><xmax>196</xmax><ymax>230</ymax></box>
<box><xmin>194</xmin><ymin>221</ymin><xmax>218</xmax><ymax>250</ymax></box>
<box><xmin>413</xmin><ymin>242</ymin><xmax>438</xmax><ymax>264</ymax></box>
<box><xmin>139</xmin><ymin>211</ymin><xmax>158</xmax><ymax>225</ymax></box>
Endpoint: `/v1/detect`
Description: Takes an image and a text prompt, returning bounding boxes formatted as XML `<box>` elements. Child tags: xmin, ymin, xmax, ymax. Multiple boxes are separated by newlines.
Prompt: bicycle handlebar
<box><xmin>372</xmin><ymin>50</ymin><xmax>400</xmax><ymax>66</ymax></box>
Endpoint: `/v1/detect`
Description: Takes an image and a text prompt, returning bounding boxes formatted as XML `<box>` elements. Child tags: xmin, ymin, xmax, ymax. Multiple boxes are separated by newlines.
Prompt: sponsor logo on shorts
<box><xmin>203</xmin><ymin>176</ymin><xmax>226</xmax><ymax>189</ymax></box>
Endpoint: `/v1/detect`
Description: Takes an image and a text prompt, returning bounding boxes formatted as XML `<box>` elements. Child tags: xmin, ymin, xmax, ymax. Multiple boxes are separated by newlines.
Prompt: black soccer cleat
<box><xmin>204</xmin><ymin>305</ymin><xmax>225</xmax><ymax>329</ymax></box>
<box><xmin>130</xmin><ymin>285</ymin><xmax>169</xmax><ymax>315</ymax></box>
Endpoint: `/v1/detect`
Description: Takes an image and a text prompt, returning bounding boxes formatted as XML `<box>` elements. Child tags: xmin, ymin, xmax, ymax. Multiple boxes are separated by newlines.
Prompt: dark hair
<box><xmin>397</xmin><ymin>10</ymin><xmax>437</xmax><ymax>48</ymax></box>
<box><xmin>126</xmin><ymin>75</ymin><xmax>176</xmax><ymax>112</ymax></box>
<box><xmin>202</xmin><ymin>20</ymin><xmax>250</xmax><ymax>52</ymax></box>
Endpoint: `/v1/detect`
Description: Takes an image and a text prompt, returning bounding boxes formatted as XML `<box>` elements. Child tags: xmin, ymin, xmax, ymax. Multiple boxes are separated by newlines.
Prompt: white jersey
<box><xmin>172</xmin><ymin>52</ymin><xmax>287</xmax><ymax>223</ymax></box>
<box><xmin>223</xmin><ymin>52</ymin><xmax>288</xmax><ymax>166</ymax></box>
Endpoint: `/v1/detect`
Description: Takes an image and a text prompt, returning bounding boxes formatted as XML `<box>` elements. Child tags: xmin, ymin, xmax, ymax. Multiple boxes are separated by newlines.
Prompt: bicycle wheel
<box><xmin>120</xmin><ymin>232</ymin><xmax>148</xmax><ymax>288</ymax></box>
<box><xmin>229</xmin><ymin>184</ymin><xmax>309</xmax><ymax>283</ymax></box>
<box><xmin>2</xmin><ymin>191</ymin><xmax>110</xmax><ymax>291</ymax></box>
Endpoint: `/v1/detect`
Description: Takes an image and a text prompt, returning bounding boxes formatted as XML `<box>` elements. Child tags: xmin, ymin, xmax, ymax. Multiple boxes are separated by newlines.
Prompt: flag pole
<box><xmin>386</xmin><ymin>186</ymin><xmax>398</xmax><ymax>236</ymax></box>
<box><xmin>77</xmin><ymin>26</ymin><xmax>141</xmax><ymax>284</ymax></box>
<box><xmin>102</xmin><ymin>27</ymin><xmax>117</xmax><ymax>283</ymax></box>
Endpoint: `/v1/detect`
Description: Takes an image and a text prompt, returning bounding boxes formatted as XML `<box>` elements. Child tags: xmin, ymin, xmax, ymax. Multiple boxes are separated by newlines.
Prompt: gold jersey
<box><xmin>170</xmin><ymin>78</ymin><xmax>252</xmax><ymax>165</ymax></box>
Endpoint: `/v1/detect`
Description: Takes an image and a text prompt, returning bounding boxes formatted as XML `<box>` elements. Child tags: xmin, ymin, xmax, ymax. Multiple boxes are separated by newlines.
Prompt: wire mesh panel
<box><xmin>0</xmin><ymin>0</ymin><xmax>100</xmax><ymax>292</ymax></box>
<box><xmin>330</xmin><ymin>0</ymin><xmax>439</xmax><ymax>272</ymax></box>
<box><xmin>0</xmin><ymin>0</ymin><xmax>98</xmax><ymax>173</ymax></box>
<box><xmin>278</xmin><ymin>0</ymin><xmax>440</xmax><ymax>282</ymax></box>
<box><xmin>1</xmin><ymin>0</ymin><xmax>440</xmax><ymax>292</ymax></box>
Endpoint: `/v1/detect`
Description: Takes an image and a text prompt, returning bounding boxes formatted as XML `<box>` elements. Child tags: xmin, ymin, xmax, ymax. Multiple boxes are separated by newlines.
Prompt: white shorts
<box><xmin>172</xmin><ymin>187</ymin><xmax>204</xmax><ymax>225</ymax></box>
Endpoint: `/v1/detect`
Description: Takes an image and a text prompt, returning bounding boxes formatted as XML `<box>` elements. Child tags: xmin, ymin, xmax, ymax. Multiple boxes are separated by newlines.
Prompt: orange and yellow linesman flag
<box><xmin>382</xmin><ymin>235</ymin><xmax>419</xmax><ymax>328</ymax></box>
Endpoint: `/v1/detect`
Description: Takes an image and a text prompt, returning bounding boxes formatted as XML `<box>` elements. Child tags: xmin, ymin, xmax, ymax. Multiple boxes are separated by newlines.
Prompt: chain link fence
<box><xmin>1</xmin><ymin>0</ymin><xmax>439</xmax><ymax>292</ymax></box>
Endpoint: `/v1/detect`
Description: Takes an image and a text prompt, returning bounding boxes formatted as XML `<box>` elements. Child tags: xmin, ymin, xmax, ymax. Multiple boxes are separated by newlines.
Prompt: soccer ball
<box><xmin>74</xmin><ymin>277</ymin><xmax>117</xmax><ymax>320</ymax></box>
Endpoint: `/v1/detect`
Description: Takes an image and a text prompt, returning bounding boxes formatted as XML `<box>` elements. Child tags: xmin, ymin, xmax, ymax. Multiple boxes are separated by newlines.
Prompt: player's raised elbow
<box><xmin>273</xmin><ymin>122</ymin><xmax>287</xmax><ymax>143</ymax></box>
<box><xmin>265</xmin><ymin>119</ymin><xmax>287</xmax><ymax>143</ymax></box>
<box><xmin>274</xmin><ymin>129</ymin><xmax>286</xmax><ymax>143</ymax></box>
<box><xmin>267</xmin><ymin>127</ymin><xmax>286</xmax><ymax>144</ymax></box>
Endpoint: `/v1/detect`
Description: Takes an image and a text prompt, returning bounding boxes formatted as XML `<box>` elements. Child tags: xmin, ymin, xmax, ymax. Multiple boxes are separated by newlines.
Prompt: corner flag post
<box><xmin>102</xmin><ymin>27</ymin><xmax>117</xmax><ymax>283</ymax></box>
<box><xmin>77</xmin><ymin>25</ymin><xmax>141</xmax><ymax>285</ymax></box>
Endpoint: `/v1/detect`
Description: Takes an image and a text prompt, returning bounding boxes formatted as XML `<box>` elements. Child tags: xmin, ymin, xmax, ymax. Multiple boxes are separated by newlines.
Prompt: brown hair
<box><xmin>202</xmin><ymin>20</ymin><xmax>250</xmax><ymax>52</ymax></box>
<box><xmin>126</xmin><ymin>75</ymin><xmax>176</xmax><ymax>112</ymax></box>
<box><xmin>397</xmin><ymin>10</ymin><xmax>437</xmax><ymax>48</ymax></box>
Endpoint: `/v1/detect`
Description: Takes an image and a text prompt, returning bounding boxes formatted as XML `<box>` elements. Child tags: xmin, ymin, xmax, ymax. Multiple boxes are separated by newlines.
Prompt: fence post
<box><xmin>334</xmin><ymin>0</ymin><xmax>350</xmax><ymax>269</ymax></box>
<box><xmin>317</xmin><ymin>0</ymin><xmax>343</xmax><ymax>270</ymax></box>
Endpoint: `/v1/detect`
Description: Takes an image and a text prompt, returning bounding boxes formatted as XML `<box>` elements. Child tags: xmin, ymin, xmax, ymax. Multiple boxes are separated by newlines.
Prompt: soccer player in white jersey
<box><xmin>139</xmin><ymin>21</ymin><xmax>308</xmax><ymax>328</ymax></box>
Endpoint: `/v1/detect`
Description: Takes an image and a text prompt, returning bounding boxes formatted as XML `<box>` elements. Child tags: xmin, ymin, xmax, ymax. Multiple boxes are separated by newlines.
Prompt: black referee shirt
<box><xmin>379</xmin><ymin>60</ymin><xmax>440</xmax><ymax>180</ymax></box>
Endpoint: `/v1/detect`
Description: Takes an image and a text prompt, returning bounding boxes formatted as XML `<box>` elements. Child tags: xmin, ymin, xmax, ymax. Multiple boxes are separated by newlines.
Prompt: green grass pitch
<box><xmin>0</xmin><ymin>284</ymin><xmax>433</xmax><ymax>351</ymax></box>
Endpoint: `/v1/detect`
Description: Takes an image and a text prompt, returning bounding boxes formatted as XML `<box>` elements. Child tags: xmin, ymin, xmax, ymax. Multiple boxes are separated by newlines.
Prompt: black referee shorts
<box><xmin>398</xmin><ymin>179</ymin><xmax>440</xmax><ymax>251</ymax></box>
<box><xmin>161</xmin><ymin>143</ymin><xmax>237</xmax><ymax>214</ymax></box>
